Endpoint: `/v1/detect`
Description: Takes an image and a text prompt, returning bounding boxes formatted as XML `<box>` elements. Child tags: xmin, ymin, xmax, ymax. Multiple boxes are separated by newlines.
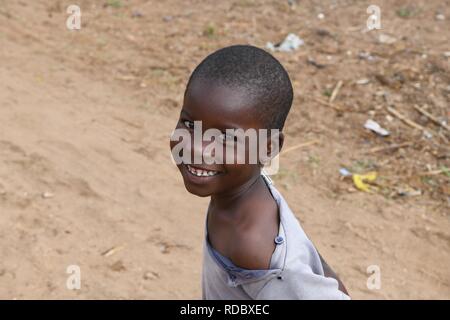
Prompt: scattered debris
<box><xmin>375</xmin><ymin>74</ymin><xmax>397</xmax><ymax>88</ymax></box>
<box><xmin>266</xmin><ymin>33</ymin><xmax>304</xmax><ymax>52</ymax></box>
<box><xmin>339</xmin><ymin>168</ymin><xmax>352</xmax><ymax>177</ymax></box>
<box><xmin>313</xmin><ymin>97</ymin><xmax>343</xmax><ymax>112</ymax></box>
<box><xmin>307</xmin><ymin>57</ymin><xmax>326</xmax><ymax>69</ymax></box>
<box><xmin>378</xmin><ymin>34</ymin><xmax>397</xmax><ymax>44</ymax></box>
<box><xmin>41</xmin><ymin>192</ymin><xmax>54</xmax><ymax>199</ymax></box>
<box><xmin>143</xmin><ymin>271</ymin><xmax>160</xmax><ymax>280</ymax></box>
<box><xmin>131</xmin><ymin>9</ymin><xmax>143</xmax><ymax>18</ymax></box>
<box><xmin>329</xmin><ymin>80</ymin><xmax>343</xmax><ymax>104</ymax></box>
<box><xmin>386</xmin><ymin>106</ymin><xmax>434</xmax><ymax>138</ymax></box>
<box><xmin>365</xmin><ymin>142</ymin><xmax>412</xmax><ymax>154</ymax></box>
<box><xmin>159</xmin><ymin>243</ymin><xmax>170</xmax><ymax>254</ymax></box>
<box><xmin>316</xmin><ymin>29</ymin><xmax>332</xmax><ymax>37</ymax></box>
<box><xmin>101</xmin><ymin>245</ymin><xmax>125</xmax><ymax>257</ymax></box>
<box><xmin>356</xmin><ymin>78</ymin><xmax>370</xmax><ymax>85</ymax></box>
<box><xmin>352</xmin><ymin>172</ymin><xmax>377</xmax><ymax>192</ymax></box>
<box><xmin>422</xmin><ymin>131</ymin><xmax>433</xmax><ymax>139</ymax></box>
<box><xmin>413</xmin><ymin>105</ymin><xmax>450</xmax><ymax>132</ymax></box>
<box><xmin>417</xmin><ymin>168</ymin><xmax>450</xmax><ymax>177</ymax></box>
<box><xmin>358</xmin><ymin>51</ymin><xmax>375</xmax><ymax>61</ymax></box>
<box><xmin>396</xmin><ymin>186</ymin><xmax>422</xmax><ymax>197</ymax></box>
<box><xmin>109</xmin><ymin>260</ymin><xmax>126</xmax><ymax>272</ymax></box>
<box><xmin>364</xmin><ymin>119</ymin><xmax>390</xmax><ymax>136</ymax></box>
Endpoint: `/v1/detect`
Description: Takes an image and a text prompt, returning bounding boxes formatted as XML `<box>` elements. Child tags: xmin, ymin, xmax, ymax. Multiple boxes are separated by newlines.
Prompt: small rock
<box><xmin>110</xmin><ymin>260</ymin><xmax>126</xmax><ymax>272</ymax></box>
<box><xmin>306</xmin><ymin>57</ymin><xmax>326</xmax><ymax>69</ymax></box>
<box><xmin>143</xmin><ymin>271</ymin><xmax>159</xmax><ymax>280</ymax></box>
<box><xmin>159</xmin><ymin>243</ymin><xmax>170</xmax><ymax>254</ymax></box>
<box><xmin>358</xmin><ymin>51</ymin><xmax>375</xmax><ymax>61</ymax></box>
<box><xmin>423</xmin><ymin>131</ymin><xmax>433</xmax><ymax>139</ymax></box>
<box><xmin>397</xmin><ymin>187</ymin><xmax>422</xmax><ymax>197</ymax></box>
<box><xmin>131</xmin><ymin>9</ymin><xmax>143</xmax><ymax>18</ymax></box>
<box><xmin>317</xmin><ymin>13</ymin><xmax>325</xmax><ymax>19</ymax></box>
<box><xmin>435</xmin><ymin>14</ymin><xmax>445</xmax><ymax>21</ymax></box>
<box><xmin>378</xmin><ymin>34</ymin><xmax>397</xmax><ymax>44</ymax></box>
<box><xmin>42</xmin><ymin>192</ymin><xmax>54</xmax><ymax>199</ymax></box>
<box><xmin>356</xmin><ymin>78</ymin><xmax>370</xmax><ymax>85</ymax></box>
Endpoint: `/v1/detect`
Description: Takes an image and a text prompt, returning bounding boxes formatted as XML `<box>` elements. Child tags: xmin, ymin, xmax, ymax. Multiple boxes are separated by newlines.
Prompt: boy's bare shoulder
<box><xmin>229</xmin><ymin>201</ymin><xmax>279</xmax><ymax>270</ymax></box>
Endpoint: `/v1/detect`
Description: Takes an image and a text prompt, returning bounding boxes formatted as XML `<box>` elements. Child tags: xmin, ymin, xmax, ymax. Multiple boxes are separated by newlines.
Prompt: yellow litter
<box><xmin>352</xmin><ymin>172</ymin><xmax>377</xmax><ymax>192</ymax></box>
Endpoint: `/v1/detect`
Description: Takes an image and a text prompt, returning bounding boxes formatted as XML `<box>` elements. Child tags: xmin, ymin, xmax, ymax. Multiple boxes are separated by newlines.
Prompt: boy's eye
<box><xmin>183</xmin><ymin>120</ymin><xmax>195</xmax><ymax>129</ymax></box>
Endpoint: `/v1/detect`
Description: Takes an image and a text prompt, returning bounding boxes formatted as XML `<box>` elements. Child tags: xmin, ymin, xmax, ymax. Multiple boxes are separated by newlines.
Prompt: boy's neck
<box><xmin>209</xmin><ymin>173</ymin><xmax>265</xmax><ymax>215</ymax></box>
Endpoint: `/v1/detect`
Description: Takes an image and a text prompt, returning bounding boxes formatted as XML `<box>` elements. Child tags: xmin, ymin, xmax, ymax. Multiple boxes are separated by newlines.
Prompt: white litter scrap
<box><xmin>356</xmin><ymin>78</ymin><xmax>370</xmax><ymax>85</ymax></box>
<box><xmin>266</xmin><ymin>33</ymin><xmax>304</xmax><ymax>52</ymax></box>
<box><xmin>339</xmin><ymin>168</ymin><xmax>352</xmax><ymax>177</ymax></box>
<box><xmin>364</xmin><ymin>119</ymin><xmax>390</xmax><ymax>136</ymax></box>
<box><xmin>378</xmin><ymin>34</ymin><xmax>397</xmax><ymax>44</ymax></box>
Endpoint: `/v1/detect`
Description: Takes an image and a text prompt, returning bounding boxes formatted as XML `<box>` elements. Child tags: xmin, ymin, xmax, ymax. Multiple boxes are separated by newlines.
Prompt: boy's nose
<box><xmin>191</xmin><ymin>139</ymin><xmax>216</xmax><ymax>163</ymax></box>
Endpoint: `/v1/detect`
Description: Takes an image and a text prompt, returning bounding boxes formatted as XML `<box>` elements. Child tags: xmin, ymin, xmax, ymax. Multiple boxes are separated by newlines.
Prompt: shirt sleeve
<box><xmin>253</xmin><ymin>263</ymin><xmax>350</xmax><ymax>300</ymax></box>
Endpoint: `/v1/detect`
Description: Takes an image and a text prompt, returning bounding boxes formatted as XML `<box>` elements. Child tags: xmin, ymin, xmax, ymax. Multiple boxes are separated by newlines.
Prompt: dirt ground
<box><xmin>0</xmin><ymin>0</ymin><xmax>449</xmax><ymax>299</ymax></box>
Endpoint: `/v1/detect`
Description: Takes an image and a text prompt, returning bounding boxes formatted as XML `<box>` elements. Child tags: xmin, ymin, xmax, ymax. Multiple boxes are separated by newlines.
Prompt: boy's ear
<box><xmin>262</xmin><ymin>130</ymin><xmax>284</xmax><ymax>164</ymax></box>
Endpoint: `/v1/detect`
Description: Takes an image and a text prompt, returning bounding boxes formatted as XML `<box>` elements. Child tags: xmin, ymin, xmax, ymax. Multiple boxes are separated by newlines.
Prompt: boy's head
<box><xmin>170</xmin><ymin>45</ymin><xmax>294</xmax><ymax>197</ymax></box>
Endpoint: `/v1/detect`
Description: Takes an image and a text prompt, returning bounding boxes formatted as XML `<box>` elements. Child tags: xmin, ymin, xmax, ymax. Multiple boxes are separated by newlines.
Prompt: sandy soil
<box><xmin>0</xmin><ymin>0</ymin><xmax>449</xmax><ymax>299</ymax></box>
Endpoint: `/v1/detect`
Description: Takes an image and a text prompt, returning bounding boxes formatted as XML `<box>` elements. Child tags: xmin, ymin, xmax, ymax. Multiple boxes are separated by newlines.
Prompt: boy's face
<box><xmin>170</xmin><ymin>81</ymin><xmax>269</xmax><ymax>197</ymax></box>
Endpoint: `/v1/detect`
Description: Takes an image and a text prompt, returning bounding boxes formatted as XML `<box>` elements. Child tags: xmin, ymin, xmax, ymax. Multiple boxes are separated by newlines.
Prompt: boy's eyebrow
<box><xmin>181</xmin><ymin>108</ymin><xmax>241</xmax><ymax>131</ymax></box>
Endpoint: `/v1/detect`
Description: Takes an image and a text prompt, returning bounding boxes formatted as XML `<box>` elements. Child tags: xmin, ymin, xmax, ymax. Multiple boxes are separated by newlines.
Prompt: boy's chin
<box><xmin>184</xmin><ymin>183</ymin><xmax>213</xmax><ymax>197</ymax></box>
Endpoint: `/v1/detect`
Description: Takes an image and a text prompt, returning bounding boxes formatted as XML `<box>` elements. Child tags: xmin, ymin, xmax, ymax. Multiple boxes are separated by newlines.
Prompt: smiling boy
<box><xmin>170</xmin><ymin>45</ymin><xmax>349</xmax><ymax>299</ymax></box>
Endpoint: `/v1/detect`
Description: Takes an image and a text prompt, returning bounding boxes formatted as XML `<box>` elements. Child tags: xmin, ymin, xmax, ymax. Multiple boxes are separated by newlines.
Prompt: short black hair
<box><xmin>186</xmin><ymin>45</ymin><xmax>294</xmax><ymax>130</ymax></box>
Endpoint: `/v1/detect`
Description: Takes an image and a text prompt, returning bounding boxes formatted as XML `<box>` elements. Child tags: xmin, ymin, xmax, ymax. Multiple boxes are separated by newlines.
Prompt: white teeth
<box><xmin>187</xmin><ymin>165</ymin><xmax>219</xmax><ymax>177</ymax></box>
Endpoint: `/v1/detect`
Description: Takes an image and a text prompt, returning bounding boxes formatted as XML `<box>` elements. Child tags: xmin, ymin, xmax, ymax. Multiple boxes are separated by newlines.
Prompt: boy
<box><xmin>170</xmin><ymin>45</ymin><xmax>349</xmax><ymax>299</ymax></box>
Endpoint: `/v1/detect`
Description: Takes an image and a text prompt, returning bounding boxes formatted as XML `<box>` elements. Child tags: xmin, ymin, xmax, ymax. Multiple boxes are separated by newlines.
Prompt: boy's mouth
<box><xmin>186</xmin><ymin>164</ymin><xmax>222</xmax><ymax>177</ymax></box>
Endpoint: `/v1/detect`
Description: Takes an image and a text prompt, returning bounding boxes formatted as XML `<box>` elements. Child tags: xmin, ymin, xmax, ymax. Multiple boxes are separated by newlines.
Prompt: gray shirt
<box><xmin>202</xmin><ymin>175</ymin><xmax>350</xmax><ymax>300</ymax></box>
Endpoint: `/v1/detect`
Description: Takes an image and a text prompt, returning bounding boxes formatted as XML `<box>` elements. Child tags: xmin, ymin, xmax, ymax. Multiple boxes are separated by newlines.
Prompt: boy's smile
<box><xmin>185</xmin><ymin>164</ymin><xmax>222</xmax><ymax>177</ymax></box>
<box><xmin>180</xmin><ymin>164</ymin><xmax>224</xmax><ymax>187</ymax></box>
